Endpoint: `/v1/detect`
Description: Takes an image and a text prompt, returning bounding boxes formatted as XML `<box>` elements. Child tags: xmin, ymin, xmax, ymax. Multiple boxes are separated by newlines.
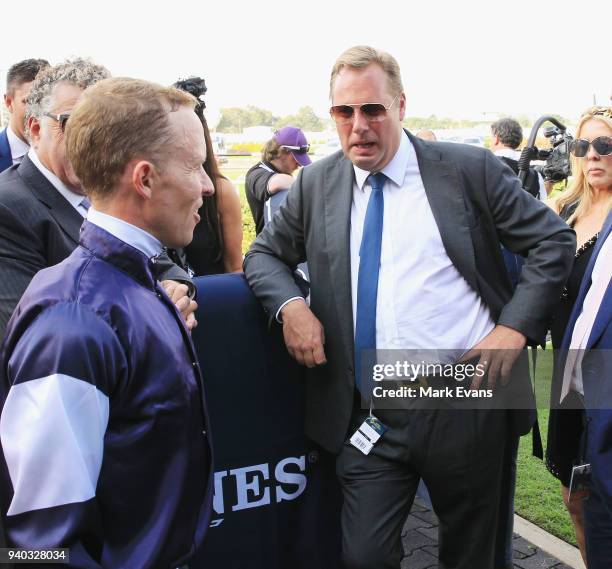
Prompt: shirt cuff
<box><xmin>275</xmin><ymin>297</ymin><xmax>306</xmax><ymax>323</ymax></box>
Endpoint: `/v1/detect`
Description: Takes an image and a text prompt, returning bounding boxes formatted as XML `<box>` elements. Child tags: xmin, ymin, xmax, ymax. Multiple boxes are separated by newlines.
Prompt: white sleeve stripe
<box><xmin>0</xmin><ymin>373</ymin><xmax>109</xmax><ymax>516</ymax></box>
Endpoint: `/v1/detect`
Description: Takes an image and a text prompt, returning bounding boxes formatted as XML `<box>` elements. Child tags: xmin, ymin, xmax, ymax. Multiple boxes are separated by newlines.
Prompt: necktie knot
<box><xmin>369</xmin><ymin>172</ymin><xmax>387</xmax><ymax>193</ymax></box>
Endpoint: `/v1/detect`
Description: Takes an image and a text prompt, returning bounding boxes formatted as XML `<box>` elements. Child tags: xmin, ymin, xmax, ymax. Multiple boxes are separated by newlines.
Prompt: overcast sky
<box><xmin>1</xmin><ymin>0</ymin><xmax>609</xmax><ymax>127</ymax></box>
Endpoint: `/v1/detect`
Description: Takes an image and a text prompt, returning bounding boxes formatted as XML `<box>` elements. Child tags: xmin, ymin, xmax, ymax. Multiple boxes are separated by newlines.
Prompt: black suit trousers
<box><xmin>336</xmin><ymin>404</ymin><xmax>508</xmax><ymax>569</ymax></box>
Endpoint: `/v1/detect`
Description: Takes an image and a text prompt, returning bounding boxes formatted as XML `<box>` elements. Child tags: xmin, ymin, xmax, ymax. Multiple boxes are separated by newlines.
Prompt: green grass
<box><xmin>219</xmin><ymin>155</ymin><xmax>258</xmax><ymax>252</ymax></box>
<box><xmin>221</xmin><ymin>154</ymin><xmax>578</xmax><ymax>546</ymax></box>
<box><xmin>515</xmin><ymin>348</ymin><xmax>577</xmax><ymax>546</ymax></box>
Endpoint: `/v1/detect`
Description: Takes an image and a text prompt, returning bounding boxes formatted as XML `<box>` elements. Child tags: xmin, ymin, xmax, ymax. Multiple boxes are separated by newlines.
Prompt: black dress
<box><xmin>545</xmin><ymin>208</ymin><xmax>598</xmax><ymax>486</ymax></box>
<box><xmin>184</xmin><ymin>196</ymin><xmax>224</xmax><ymax>276</ymax></box>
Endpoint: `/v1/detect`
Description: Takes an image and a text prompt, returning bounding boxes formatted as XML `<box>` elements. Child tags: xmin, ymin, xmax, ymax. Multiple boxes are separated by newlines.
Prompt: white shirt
<box><xmin>6</xmin><ymin>126</ymin><xmax>29</xmax><ymax>165</ymax></box>
<box><xmin>28</xmin><ymin>149</ymin><xmax>89</xmax><ymax>217</ymax></box>
<box><xmin>350</xmin><ymin>132</ymin><xmax>494</xmax><ymax>361</ymax></box>
<box><xmin>493</xmin><ymin>147</ymin><xmax>547</xmax><ymax>201</ymax></box>
<box><xmin>87</xmin><ymin>207</ymin><xmax>162</xmax><ymax>259</ymax></box>
<box><xmin>561</xmin><ymin>232</ymin><xmax>612</xmax><ymax>400</ymax></box>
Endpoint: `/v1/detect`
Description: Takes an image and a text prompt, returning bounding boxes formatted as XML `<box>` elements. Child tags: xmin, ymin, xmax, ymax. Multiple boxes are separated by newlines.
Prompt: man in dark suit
<box><xmin>0</xmin><ymin>59</ymin><xmax>195</xmax><ymax>339</ymax></box>
<box><xmin>0</xmin><ymin>59</ymin><xmax>49</xmax><ymax>173</ymax></box>
<box><xmin>244</xmin><ymin>45</ymin><xmax>575</xmax><ymax>569</ymax></box>
<box><xmin>561</xmin><ymin>210</ymin><xmax>612</xmax><ymax>569</ymax></box>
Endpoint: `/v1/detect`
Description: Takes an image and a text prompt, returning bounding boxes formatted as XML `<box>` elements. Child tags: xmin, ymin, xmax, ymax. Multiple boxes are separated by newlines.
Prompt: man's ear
<box><xmin>3</xmin><ymin>93</ymin><xmax>12</xmax><ymax>113</ymax></box>
<box><xmin>27</xmin><ymin>116</ymin><xmax>40</xmax><ymax>145</ymax></box>
<box><xmin>132</xmin><ymin>160</ymin><xmax>157</xmax><ymax>200</ymax></box>
<box><xmin>398</xmin><ymin>93</ymin><xmax>406</xmax><ymax>122</ymax></box>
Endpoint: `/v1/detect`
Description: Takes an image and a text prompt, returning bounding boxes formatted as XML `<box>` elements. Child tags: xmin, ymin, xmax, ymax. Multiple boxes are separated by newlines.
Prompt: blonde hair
<box><xmin>65</xmin><ymin>77</ymin><xmax>196</xmax><ymax>198</ymax></box>
<box><xmin>329</xmin><ymin>45</ymin><xmax>404</xmax><ymax>101</ymax></box>
<box><xmin>551</xmin><ymin>106</ymin><xmax>612</xmax><ymax>225</ymax></box>
<box><xmin>261</xmin><ymin>138</ymin><xmax>288</xmax><ymax>162</ymax></box>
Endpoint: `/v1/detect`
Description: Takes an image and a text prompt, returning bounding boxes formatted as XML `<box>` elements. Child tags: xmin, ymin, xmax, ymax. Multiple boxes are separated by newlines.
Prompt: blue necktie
<box><xmin>354</xmin><ymin>172</ymin><xmax>386</xmax><ymax>397</ymax></box>
<box><xmin>80</xmin><ymin>197</ymin><xmax>91</xmax><ymax>211</ymax></box>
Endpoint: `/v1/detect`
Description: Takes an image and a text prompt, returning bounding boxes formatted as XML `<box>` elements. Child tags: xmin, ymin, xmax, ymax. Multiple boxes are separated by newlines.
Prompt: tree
<box><xmin>275</xmin><ymin>106</ymin><xmax>325</xmax><ymax>131</ymax></box>
<box><xmin>217</xmin><ymin>106</ymin><xmax>278</xmax><ymax>133</ymax></box>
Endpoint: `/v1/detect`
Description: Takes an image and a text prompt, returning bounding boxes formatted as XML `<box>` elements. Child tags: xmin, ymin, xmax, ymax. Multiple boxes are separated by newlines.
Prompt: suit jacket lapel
<box><xmin>17</xmin><ymin>155</ymin><xmax>83</xmax><ymax>245</ymax></box>
<box><xmin>410</xmin><ymin>133</ymin><xmax>479</xmax><ymax>293</ymax></box>
<box><xmin>563</xmin><ymin>210</ymin><xmax>612</xmax><ymax>349</ymax></box>
<box><xmin>323</xmin><ymin>154</ymin><xmax>356</xmax><ymax>362</ymax></box>
<box><xmin>586</xmin><ymin>212</ymin><xmax>612</xmax><ymax>349</ymax></box>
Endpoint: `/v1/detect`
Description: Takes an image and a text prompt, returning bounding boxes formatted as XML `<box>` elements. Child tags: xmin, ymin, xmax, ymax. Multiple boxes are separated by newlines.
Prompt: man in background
<box><xmin>490</xmin><ymin>117</ymin><xmax>547</xmax><ymax>200</ymax></box>
<box><xmin>245</xmin><ymin>126</ymin><xmax>311</xmax><ymax>234</ymax></box>
<box><xmin>0</xmin><ymin>59</ymin><xmax>194</xmax><ymax>339</ymax></box>
<box><xmin>415</xmin><ymin>127</ymin><xmax>436</xmax><ymax>141</ymax></box>
<box><xmin>0</xmin><ymin>77</ymin><xmax>214</xmax><ymax>566</ymax></box>
<box><xmin>0</xmin><ymin>58</ymin><xmax>49</xmax><ymax>172</ymax></box>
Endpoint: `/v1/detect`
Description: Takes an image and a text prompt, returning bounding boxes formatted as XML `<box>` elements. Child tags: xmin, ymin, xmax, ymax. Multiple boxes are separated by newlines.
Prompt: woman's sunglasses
<box><xmin>330</xmin><ymin>95</ymin><xmax>398</xmax><ymax>125</ymax></box>
<box><xmin>569</xmin><ymin>136</ymin><xmax>612</xmax><ymax>158</ymax></box>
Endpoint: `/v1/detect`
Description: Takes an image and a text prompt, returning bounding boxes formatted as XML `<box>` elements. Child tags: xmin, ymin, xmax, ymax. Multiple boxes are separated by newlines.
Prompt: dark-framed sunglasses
<box><xmin>330</xmin><ymin>95</ymin><xmax>398</xmax><ymax>125</ymax></box>
<box><xmin>569</xmin><ymin>136</ymin><xmax>612</xmax><ymax>158</ymax></box>
<box><xmin>44</xmin><ymin>112</ymin><xmax>70</xmax><ymax>132</ymax></box>
<box><xmin>281</xmin><ymin>144</ymin><xmax>310</xmax><ymax>154</ymax></box>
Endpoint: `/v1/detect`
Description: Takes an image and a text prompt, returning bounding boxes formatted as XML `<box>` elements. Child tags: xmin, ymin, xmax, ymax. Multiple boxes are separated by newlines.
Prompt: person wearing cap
<box><xmin>245</xmin><ymin>126</ymin><xmax>311</xmax><ymax>235</ymax></box>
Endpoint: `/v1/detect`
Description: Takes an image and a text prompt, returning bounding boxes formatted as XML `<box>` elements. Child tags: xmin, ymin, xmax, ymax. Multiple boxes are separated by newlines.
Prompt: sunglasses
<box><xmin>569</xmin><ymin>136</ymin><xmax>612</xmax><ymax>158</ymax></box>
<box><xmin>281</xmin><ymin>144</ymin><xmax>310</xmax><ymax>154</ymax></box>
<box><xmin>45</xmin><ymin>112</ymin><xmax>70</xmax><ymax>132</ymax></box>
<box><xmin>330</xmin><ymin>95</ymin><xmax>399</xmax><ymax>125</ymax></box>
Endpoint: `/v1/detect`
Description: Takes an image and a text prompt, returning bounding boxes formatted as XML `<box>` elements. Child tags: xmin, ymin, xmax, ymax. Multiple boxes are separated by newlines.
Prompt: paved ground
<box><xmin>401</xmin><ymin>499</ymin><xmax>575</xmax><ymax>569</ymax></box>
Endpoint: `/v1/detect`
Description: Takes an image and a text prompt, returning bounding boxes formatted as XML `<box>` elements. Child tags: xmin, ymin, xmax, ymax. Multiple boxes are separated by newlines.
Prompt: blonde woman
<box><xmin>547</xmin><ymin>106</ymin><xmax>612</xmax><ymax>563</ymax></box>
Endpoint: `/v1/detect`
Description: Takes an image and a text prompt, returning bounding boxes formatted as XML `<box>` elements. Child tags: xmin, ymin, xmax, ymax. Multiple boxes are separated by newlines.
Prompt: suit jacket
<box><xmin>0</xmin><ymin>155</ymin><xmax>192</xmax><ymax>339</ymax></box>
<box><xmin>563</xmin><ymin>211</ymin><xmax>612</xmax><ymax>515</ymax></box>
<box><xmin>244</xmin><ymin>132</ymin><xmax>576</xmax><ymax>453</ymax></box>
<box><xmin>0</xmin><ymin>129</ymin><xmax>11</xmax><ymax>174</ymax></box>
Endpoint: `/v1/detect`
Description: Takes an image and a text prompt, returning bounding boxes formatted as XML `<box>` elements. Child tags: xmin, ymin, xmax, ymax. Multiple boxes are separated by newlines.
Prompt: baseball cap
<box><xmin>274</xmin><ymin>126</ymin><xmax>312</xmax><ymax>167</ymax></box>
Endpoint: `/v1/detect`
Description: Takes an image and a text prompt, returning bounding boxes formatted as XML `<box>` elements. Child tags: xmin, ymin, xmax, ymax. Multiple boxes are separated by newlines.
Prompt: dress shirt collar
<box><xmin>28</xmin><ymin>148</ymin><xmax>84</xmax><ymax>212</ymax></box>
<box><xmin>493</xmin><ymin>147</ymin><xmax>521</xmax><ymax>161</ymax></box>
<box><xmin>353</xmin><ymin>130</ymin><xmax>411</xmax><ymax>191</ymax></box>
<box><xmin>6</xmin><ymin>126</ymin><xmax>29</xmax><ymax>161</ymax></box>
<box><xmin>87</xmin><ymin>207</ymin><xmax>163</xmax><ymax>259</ymax></box>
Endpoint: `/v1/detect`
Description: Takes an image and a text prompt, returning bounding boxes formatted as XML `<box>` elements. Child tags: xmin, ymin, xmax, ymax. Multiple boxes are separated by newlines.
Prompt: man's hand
<box><xmin>461</xmin><ymin>325</ymin><xmax>526</xmax><ymax>390</ymax></box>
<box><xmin>280</xmin><ymin>299</ymin><xmax>326</xmax><ymax>368</ymax></box>
<box><xmin>161</xmin><ymin>280</ymin><xmax>198</xmax><ymax>331</ymax></box>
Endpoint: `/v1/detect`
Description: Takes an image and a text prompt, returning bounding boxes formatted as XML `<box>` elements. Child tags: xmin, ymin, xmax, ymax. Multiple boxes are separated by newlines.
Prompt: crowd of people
<box><xmin>0</xmin><ymin>46</ymin><xmax>610</xmax><ymax>569</ymax></box>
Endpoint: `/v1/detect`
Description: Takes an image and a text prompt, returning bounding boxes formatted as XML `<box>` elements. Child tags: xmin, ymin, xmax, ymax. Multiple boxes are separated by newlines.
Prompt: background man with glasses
<box><xmin>245</xmin><ymin>45</ymin><xmax>575</xmax><ymax>568</ymax></box>
<box><xmin>245</xmin><ymin>126</ymin><xmax>311</xmax><ymax>235</ymax></box>
<box><xmin>0</xmin><ymin>59</ymin><xmax>195</xmax><ymax>340</ymax></box>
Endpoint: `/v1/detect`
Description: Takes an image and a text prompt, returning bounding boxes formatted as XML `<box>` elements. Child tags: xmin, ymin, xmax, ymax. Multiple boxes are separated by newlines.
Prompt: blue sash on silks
<box><xmin>190</xmin><ymin>274</ymin><xmax>341</xmax><ymax>568</ymax></box>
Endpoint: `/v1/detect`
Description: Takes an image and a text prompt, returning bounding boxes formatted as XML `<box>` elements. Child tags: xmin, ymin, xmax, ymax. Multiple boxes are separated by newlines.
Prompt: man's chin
<box><xmin>349</xmin><ymin>154</ymin><xmax>379</xmax><ymax>172</ymax></box>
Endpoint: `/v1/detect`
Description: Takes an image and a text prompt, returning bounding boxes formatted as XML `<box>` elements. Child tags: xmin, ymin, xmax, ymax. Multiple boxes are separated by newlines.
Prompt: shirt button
<box><xmin>202</xmin><ymin>430</ymin><xmax>207</xmax><ymax>436</ymax></box>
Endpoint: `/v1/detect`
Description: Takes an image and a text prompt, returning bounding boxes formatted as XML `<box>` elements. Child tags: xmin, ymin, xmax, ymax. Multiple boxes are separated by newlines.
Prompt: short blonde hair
<box><xmin>65</xmin><ymin>77</ymin><xmax>196</xmax><ymax>198</ymax></box>
<box><xmin>551</xmin><ymin>106</ymin><xmax>612</xmax><ymax>224</ymax></box>
<box><xmin>329</xmin><ymin>45</ymin><xmax>404</xmax><ymax>100</ymax></box>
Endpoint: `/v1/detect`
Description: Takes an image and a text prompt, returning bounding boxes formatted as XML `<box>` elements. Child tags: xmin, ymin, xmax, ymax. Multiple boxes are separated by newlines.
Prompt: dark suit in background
<box><xmin>245</xmin><ymin>133</ymin><xmax>575</xmax><ymax>568</ymax></box>
<box><xmin>0</xmin><ymin>130</ymin><xmax>12</xmax><ymax>173</ymax></box>
<box><xmin>0</xmin><ymin>155</ymin><xmax>191</xmax><ymax>340</ymax></box>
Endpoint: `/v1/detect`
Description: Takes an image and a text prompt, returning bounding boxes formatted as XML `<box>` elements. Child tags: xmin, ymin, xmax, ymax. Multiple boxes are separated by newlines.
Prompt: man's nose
<box><xmin>351</xmin><ymin>108</ymin><xmax>370</xmax><ymax>134</ymax></box>
<box><xmin>201</xmin><ymin>170</ymin><xmax>215</xmax><ymax>196</ymax></box>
